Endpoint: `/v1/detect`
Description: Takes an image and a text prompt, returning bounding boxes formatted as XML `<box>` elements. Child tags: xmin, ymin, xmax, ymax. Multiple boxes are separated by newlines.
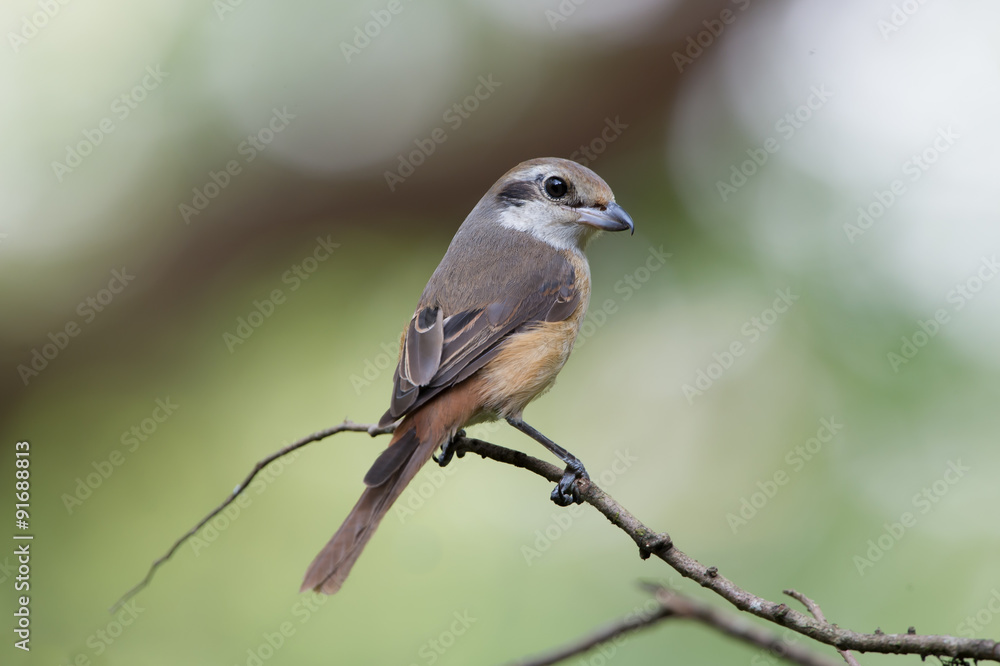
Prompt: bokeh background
<box><xmin>3</xmin><ymin>0</ymin><xmax>999</xmax><ymax>664</ymax></box>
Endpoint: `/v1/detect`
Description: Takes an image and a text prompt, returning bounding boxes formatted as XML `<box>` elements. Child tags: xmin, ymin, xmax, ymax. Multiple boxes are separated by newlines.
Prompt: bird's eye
<box><xmin>543</xmin><ymin>176</ymin><xmax>568</xmax><ymax>199</ymax></box>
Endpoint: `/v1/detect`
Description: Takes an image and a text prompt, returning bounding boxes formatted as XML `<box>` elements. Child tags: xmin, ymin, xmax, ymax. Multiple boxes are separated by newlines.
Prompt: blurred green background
<box><xmin>3</xmin><ymin>0</ymin><xmax>999</xmax><ymax>664</ymax></box>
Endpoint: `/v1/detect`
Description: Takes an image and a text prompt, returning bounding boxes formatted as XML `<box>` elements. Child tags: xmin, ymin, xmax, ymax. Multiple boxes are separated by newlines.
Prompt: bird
<box><xmin>301</xmin><ymin>157</ymin><xmax>634</xmax><ymax>594</ymax></box>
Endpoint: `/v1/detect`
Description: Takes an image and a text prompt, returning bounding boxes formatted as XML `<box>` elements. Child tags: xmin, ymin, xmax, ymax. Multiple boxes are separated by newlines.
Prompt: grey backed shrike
<box><xmin>302</xmin><ymin>157</ymin><xmax>634</xmax><ymax>594</ymax></box>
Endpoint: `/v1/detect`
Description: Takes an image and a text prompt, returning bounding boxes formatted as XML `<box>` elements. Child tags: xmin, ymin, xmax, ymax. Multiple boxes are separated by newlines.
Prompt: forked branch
<box><xmin>114</xmin><ymin>422</ymin><xmax>1000</xmax><ymax>665</ymax></box>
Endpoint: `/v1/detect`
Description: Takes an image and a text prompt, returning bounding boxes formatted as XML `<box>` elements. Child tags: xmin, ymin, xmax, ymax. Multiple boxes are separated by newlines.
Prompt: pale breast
<box><xmin>475</xmin><ymin>250</ymin><xmax>592</xmax><ymax>420</ymax></box>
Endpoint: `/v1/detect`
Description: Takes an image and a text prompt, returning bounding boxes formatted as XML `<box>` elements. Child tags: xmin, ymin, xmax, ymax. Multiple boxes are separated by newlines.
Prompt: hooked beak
<box><xmin>576</xmin><ymin>202</ymin><xmax>634</xmax><ymax>235</ymax></box>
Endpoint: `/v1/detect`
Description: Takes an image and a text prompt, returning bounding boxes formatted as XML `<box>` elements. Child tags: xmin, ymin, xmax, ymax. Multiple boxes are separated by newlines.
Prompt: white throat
<box><xmin>496</xmin><ymin>200</ymin><xmax>594</xmax><ymax>253</ymax></box>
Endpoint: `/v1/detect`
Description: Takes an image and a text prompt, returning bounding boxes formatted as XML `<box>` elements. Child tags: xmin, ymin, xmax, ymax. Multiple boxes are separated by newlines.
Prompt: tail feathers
<box><xmin>363</xmin><ymin>429</ymin><xmax>419</xmax><ymax>487</ymax></box>
<box><xmin>300</xmin><ymin>425</ymin><xmax>440</xmax><ymax>594</ymax></box>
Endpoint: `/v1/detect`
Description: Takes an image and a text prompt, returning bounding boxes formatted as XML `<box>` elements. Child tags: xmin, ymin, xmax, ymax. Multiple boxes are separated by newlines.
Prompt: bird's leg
<box><xmin>505</xmin><ymin>418</ymin><xmax>589</xmax><ymax>506</ymax></box>
<box><xmin>433</xmin><ymin>429</ymin><xmax>466</xmax><ymax>467</ymax></box>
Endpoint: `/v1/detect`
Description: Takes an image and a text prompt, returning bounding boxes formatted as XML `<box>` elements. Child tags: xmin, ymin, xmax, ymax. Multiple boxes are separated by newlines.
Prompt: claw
<box><xmin>432</xmin><ymin>445</ymin><xmax>453</xmax><ymax>467</ymax></box>
<box><xmin>503</xmin><ymin>418</ymin><xmax>590</xmax><ymax>507</ymax></box>
<box><xmin>549</xmin><ymin>463</ymin><xmax>590</xmax><ymax>506</ymax></box>
<box><xmin>550</xmin><ymin>487</ymin><xmax>573</xmax><ymax>507</ymax></box>
<box><xmin>433</xmin><ymin>430</ymin><xmax>466</xmax><ymax>467</ymax></box>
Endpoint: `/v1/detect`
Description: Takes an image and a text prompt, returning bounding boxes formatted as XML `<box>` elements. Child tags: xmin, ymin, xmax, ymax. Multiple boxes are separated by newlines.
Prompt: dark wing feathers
<box><xmin>379</xmin><ymin>251</ymin><xmax>577</xmax><ymax>428</ymax></box>
<box><xmin>486</xmin><ymin>300</ymin><xmax>515</xmax><ymax>327</ymax></box>
<box><xmin>403</xmin><ymin>306</ymin><xmax>443</xmax><ymax>386</ymax></box>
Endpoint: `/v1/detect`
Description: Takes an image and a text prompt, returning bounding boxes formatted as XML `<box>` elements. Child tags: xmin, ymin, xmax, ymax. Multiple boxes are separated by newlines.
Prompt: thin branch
<box><xmin>116</xmin><ymin>422</ymin><xmax>1000</xmax><ymax>666</ymax></box>
<box><xmin>451</xmin><ymin>435</ymin><xmax>1000</xmax><ymax>663</ymax></box>
<box><xmin>110</xmin><ymin>420</ymin><xmax>393</xmax><ymax>612</ymax></box>
<box><xmin>508</xmin><ymin>601</ymin><xmax>673</xmax><ymax>666</ymax></box>
<box><xmin>652</xmin><ymin>587</ymin><xmax>844</xmax><ymax>666</ymax></box>
<box><xmin>512</xmin><ymin>585</ymin><xmax>842</xmax><ymax>666</ymax></box>
<box><xmin>785</xmin><ymin>590</ymin><xmax>860</xmax><ymax>666</ymax></box>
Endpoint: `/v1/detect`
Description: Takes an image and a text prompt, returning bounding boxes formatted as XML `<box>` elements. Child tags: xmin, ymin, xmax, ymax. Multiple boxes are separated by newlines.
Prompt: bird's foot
<box><xmin>551</xmin><ymin>460</ymin><xmax>590</xmax><ymax>506</ymax></box>
<box><xmin>433</xmin><ymin>430</ymin><xmax>466</xmax><ymax>467</ymax></box>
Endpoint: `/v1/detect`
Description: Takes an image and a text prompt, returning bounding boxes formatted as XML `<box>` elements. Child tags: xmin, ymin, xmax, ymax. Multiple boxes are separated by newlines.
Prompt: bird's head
<box><xmin>484</xmin><ymin>157</ymin><xmax>634</xmax><ymax>251</ymax></box>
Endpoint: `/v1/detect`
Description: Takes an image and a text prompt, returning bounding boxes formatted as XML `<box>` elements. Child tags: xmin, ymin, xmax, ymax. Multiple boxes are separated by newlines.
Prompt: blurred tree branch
<box><xmin>510</xmin><ymin>584</ymin><xmax>843</xmax><ymax>666</ymax></box>
<box><xmin>117</xmin><ymin>421</ymin><xmax>1000</xmax><ymax>665</ymax></box>
<box><xmin>453</xmin><ymin>433</ymin><xmax>1000</xmax><ymax>664</ymax></box>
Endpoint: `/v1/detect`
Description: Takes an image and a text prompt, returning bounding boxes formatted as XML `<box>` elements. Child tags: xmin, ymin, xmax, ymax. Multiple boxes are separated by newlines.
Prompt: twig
<box><xmin>785</xmin><ymin>590</ymin><xmax>861</xmax><ymax>666</ymax></box>
<box><xmin>508</xmin><ymin>601</ymin><xmax>673</xmax><ymax>666</ymax></box>
<box><xmin>110</xmin><ymin>420</ymin><xmax>393</xmax><ymax>612</ymax></box>
<box><xmin>512</xmin><ymin>585</ymin><xmax>842</xmax><ymax>666</ymax></box>
<box><xmin>450</xmin><ymin>435</ymin><xmax>1000</xmax><ymax>663</ymax></box>
<box><xmin>652</xmin><ymin>587</ymin><xmax>843</xmax><ymax>666</ymax></box>
<box><xmin>116</xmin><ymin>422</ymin><xmax>1000</xmax><ymax>665</ymax></box>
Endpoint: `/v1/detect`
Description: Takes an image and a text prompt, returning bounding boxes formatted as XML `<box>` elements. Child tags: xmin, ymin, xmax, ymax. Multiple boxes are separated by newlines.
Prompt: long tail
<box><xmin>300</xmin><ymin>384</ymin><xmax>480</xmax><ymax>594</ymax></box>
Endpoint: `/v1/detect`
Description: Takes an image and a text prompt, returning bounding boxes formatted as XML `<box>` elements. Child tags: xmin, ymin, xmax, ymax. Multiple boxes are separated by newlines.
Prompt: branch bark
<box><xmin>511</xmin><ymin>585</ymin><xmax>843</xmax><ymax>666</ymax></box>
<box><xmin>451</xmin><ymin>434</ymin><xmax>1000</xmax><ymax>664</ymax></box>
<box><xmin>116</xmin><ymin>421</ymin><xmax>1000</xmax><ymax>665</ymax></box>
<box><xmin>784</xmin><ymin>589</ymin><xmax>860</xmax><ymax>666</ymax></box>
